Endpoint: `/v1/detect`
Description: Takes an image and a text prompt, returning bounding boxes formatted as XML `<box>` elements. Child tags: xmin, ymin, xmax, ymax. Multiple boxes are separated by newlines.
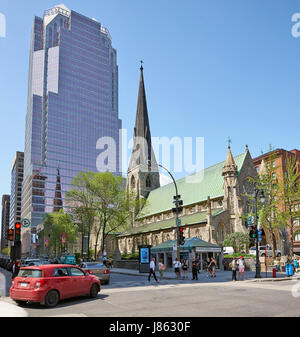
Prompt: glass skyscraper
<box><xmin>22</xmin><ymin>4</ymin><xmax>121</xmax><ymax>254</ymax></box>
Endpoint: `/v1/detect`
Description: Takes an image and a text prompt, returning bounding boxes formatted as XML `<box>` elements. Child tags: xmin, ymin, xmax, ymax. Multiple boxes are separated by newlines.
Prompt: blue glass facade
<box><xmin>22</xmin><ymin>5</ymin><xmax>121</xmax><ymax>238</ymax></box>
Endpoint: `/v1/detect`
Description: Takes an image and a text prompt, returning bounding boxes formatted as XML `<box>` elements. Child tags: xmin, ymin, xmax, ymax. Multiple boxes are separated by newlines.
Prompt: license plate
<box><xmin>20</xmin><ymin>283</ymin><xmax>27</xmax><ymax>288</ymax></box>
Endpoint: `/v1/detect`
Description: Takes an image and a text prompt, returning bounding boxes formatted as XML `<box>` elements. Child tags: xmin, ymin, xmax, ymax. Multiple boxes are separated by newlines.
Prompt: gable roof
<box><xmin>140</xmin><ymin>151</ymin><xmax>248</xmax><ymax>218</ymax></box>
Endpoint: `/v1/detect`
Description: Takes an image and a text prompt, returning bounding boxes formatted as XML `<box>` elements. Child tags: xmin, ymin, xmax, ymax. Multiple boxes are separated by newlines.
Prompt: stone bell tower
<box><xmin>127</xmin><ymin>64</ymin><xmax>160</xmax><ymax>200</ymax></box>
<box><xmin>222</xmin><ymin>146</ymin><xmax>243</xmax><ymax>232</ymax></box>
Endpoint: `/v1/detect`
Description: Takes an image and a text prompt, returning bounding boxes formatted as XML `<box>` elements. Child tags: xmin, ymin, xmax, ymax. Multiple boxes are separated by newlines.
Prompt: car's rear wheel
<box><xmin>90</xmin><ymin>283</ymin><xmax>99</xmax><ymax>298</ymax></box>
<box><xmin>44</xmin><ymin>290</ymin><xmax>59</xmax><ymax>307</ymax></box>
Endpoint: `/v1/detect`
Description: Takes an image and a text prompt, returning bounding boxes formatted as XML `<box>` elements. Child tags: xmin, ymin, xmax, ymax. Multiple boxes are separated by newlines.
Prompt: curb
<box><xmin>245</xmin><ymin>276</ymin><xmax>300</xmax><ymax>283</ymax></box>
<box><xmin>110</xmin><ymin>270</ymin><xmax>176</xmax><ymax>280</ymax></box>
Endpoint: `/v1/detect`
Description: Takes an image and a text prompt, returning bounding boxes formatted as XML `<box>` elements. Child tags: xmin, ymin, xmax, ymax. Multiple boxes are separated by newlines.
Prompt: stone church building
<box><xmin>117</xmin><ymin>65</ymin><xmax>257</xmax><ymax>255</ymax></box>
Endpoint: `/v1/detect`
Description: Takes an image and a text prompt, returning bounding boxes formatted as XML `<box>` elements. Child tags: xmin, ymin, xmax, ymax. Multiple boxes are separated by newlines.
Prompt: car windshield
<box><xmin>250</xmin><ymin>247</ymin><xmax>255</xmax><ymax>250</ymax></box>
<box><xmin>18</xmin><ymin>269</ymin><xmax>43</xmax><ymax>278</ymax></box>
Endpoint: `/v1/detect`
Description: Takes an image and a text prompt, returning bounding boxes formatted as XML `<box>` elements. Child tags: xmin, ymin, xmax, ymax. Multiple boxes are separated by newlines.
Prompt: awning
<box><xmin>151</xmin><ymin>237</ymin><xmax>222</xmax><ymax>253</ymax></box>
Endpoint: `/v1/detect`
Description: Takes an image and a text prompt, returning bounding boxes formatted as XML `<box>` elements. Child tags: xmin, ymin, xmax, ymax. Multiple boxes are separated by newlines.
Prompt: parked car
<box><xmin>223</xmin><ymin>247</ymin><xmax>234</xmax><ymax>255</ymax></box>
<box><xmin>248</xmin><ymin>246</ymin><xmax>281</xmax><ymax>257</ymax></box>
<box><xmin>10</xmin><ymin>264</ymin><xmax>101</xmax><ymax>307</ymax></box>
<box><xmin>22</xmin><ymin>259</ymin><xmax>42</xmax><ymax>267</ymax></box>
<box><xmin>79</xmin><ymin>262</ymin><xmax>110</xmax><ymax>285</ymax></box>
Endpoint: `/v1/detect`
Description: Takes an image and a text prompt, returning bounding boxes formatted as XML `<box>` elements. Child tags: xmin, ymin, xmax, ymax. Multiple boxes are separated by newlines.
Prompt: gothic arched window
<box><xmin>131</xmin><ymin>175</ymin><xmax>136</xmax><ymax>189</ymax></box>
<box><xmin>217</xmin><ymin>222</ymin><xmax>225</xmax><ymax>244</ymax></box>
<box><xmin>146</xmin><ymin>175</ymin><xmax>151</xmax><ymax>188</ymax></box>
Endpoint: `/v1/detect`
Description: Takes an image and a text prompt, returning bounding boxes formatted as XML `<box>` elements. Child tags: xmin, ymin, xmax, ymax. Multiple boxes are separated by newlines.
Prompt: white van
<box><xmin>223</xmin><ymin>247</ymin><xmax>234</xmax><ymax>255</ymax></box>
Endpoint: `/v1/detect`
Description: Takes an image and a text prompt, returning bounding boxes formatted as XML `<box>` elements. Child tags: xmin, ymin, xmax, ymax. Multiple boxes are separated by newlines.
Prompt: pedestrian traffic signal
<box><xmin>8</xmin><ymin>229</ymin><xmax>14</xmax><ymax>241</ymax></box>
<box><xmin>15</xmin><ymin>222</ymin><xmax>21</xmax><ymax>242</ymax></box>
<box><xmin>178</xmin><ymin>226</ymin><xmax>185</xmax><ymax>245</ymax></box>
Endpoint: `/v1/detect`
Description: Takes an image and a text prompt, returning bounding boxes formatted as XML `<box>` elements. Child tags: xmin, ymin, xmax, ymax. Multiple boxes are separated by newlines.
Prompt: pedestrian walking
<box><xmin>238</xmin><ymin>256</ymin><xmax>245</xmax><ymax>281</ymax></box>
<box><xmin>12</xmin><ymin>260</ymin><xmax>20</xmax><ymax>280</ymax></box>
<box><xmin>173</xmin><ymin>258</ymin><xmax>181</xmax><ymax>279</ymax></box>
<box><xmin>196</xmin><ymin>255</ymin><xmax>201</xmax><ymax>274</ymax></box>
<box><xmin>192</xmin><ymin>258</ymin><xmax>199</xmax><ymax>280</ymax></box>
<box><xmin>231</xmin><ymin>258</ymin><xmax>237</xmax><ymax>281</ymax></box>
<box><xmin>206</xmin><ymin>257</ymin><xmax>211</xmax><ymax>277</ymax></box>
<box><xmin>208</xmin><ymin>257</ymin><xmax>217</xmax><ymax>278</ymax></box>
<box><xmin>148</xmin><ymin>258</ymin><xmax>160</xmax><ymax>283</ymax></box>
<box><xmin>158</xmin><ymin>259</ymin><xmax>165</xmax><ymax>281</ymax></box>
<box><xmin>182</xmin><ymin>259</ymin><xmax>189</xmax><ymax>279</ymax></box>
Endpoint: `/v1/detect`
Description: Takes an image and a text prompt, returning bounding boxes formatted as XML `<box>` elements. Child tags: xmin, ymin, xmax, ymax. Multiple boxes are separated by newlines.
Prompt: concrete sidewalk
<box><xmin>110</xmin><ymin>267</ymin><xmax>298</xmax><ymax>282</ymax></box>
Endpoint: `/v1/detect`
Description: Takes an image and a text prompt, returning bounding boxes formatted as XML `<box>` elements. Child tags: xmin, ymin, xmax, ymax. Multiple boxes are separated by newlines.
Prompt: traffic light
<box><xmin>8</xmin><ymin>229</ymin><xmax>14</xmax><ymax>241</ymax></box>
<box><xmin>14</xmin><ymin>222</ymin><xmax>21</xmax><ymax>242</ymax></box>
<box><xmin>249</xmin><ymin>226</ymin><xmax>257</xmax><ymax>245</ymax></box>
<box><xmin>257</xmin><ymin>229</ymin><xmax>262</xmax><ymax>242</ymax></box>
<box><xmin>172</xmin><ymin>195</ymin><xmax>183</xmax><ymax>214</ymax></box>
<box><xmin>178</xmin><ymin>226</ymin><xmax>185</xmax><ymax>246</ymax></box>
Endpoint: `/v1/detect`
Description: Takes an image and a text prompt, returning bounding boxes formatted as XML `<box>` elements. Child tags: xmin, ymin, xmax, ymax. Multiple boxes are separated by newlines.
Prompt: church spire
<box><xmin>127</xmin><ymin>64</ymin><xmax>160</xmax><ymax>200</ymax></box>
<box><xmin>128</xmin><ymin>63</ymin><xmax>158</xmax><ymax>171</ymax></box>
<box><xmin>222</xmin><ymin>146</ymin><xmax>238</xmax><ymax>176</ymax></box>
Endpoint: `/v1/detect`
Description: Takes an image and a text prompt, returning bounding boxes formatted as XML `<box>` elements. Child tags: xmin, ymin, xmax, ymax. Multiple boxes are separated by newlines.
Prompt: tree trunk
<box><xmin>271</xmin><ymin>230</ymin><xmax>276</xmax><ymax>258</ymax></box>
<box><xmin>101</xmin><ymin>221</ymin><xmax>106</xmax><ymax>255</ymax></box>
<box><xmin>290</xmin><ymin>217</ymin><xmax>294</xmax><ymax>259</ymax></box>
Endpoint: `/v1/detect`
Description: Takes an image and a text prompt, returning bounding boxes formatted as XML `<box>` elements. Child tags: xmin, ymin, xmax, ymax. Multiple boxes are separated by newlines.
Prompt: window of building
<box><xmin>131</xmin><ymin>176</ymin><xmax>136</xmax><ymax>189</ymax></box>
<box><xmin>146</xmin><ymin>175</ymin><xmax>151</xmax><ymax>188</ymax></box>
<box><xmin>295</xmin><ymin>231</ymin><xmax>300</xmax><ymax>242</ymax></box>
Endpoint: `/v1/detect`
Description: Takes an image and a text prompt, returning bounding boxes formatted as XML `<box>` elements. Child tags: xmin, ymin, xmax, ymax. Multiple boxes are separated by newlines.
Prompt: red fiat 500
<box><xmin>10</xmin><ymin>264</ymin><xmax>101</xmax><ymax>307</ymax></box>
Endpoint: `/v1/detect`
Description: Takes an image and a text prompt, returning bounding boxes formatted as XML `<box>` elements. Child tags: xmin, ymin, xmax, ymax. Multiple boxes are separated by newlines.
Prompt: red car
<box><xmin>10</xmin><ymin>264</ymin><xmax>101</xmax><ymax>307</ymax></box>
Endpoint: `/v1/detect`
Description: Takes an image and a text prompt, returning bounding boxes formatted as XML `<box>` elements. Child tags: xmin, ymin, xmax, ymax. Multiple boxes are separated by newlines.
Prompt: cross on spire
<box><xmin>227</xmin><ymin>136</ymin><xmax>232</xmax><ymax>148</ymax></box>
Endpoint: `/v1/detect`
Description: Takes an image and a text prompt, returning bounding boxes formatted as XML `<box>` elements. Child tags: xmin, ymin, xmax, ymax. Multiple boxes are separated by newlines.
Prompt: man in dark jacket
<box><xmin>192</xmin><ymin>258</ymin><xmax>199</xmax><ymax>280</ymax></box>
<box><xmin>12</xmin><ymin>260</ymin><xmax>20</xmax><ymax>280</ymax></box>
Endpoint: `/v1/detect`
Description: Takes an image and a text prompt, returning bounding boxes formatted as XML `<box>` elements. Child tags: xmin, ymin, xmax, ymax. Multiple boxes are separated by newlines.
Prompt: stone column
<box><xmin>206</xmin><ymin>196</ymin><xmax>213</xmax><ymax>242</ymax></box>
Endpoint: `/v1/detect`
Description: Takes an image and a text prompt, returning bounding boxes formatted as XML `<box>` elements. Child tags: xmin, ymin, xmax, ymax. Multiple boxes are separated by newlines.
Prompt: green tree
<box><xmin>278</xmin><ymin>154</ymin><xmax>300</xmax><ymax>258</ymax></box>
<box><xmin>86</xmin><ymin>172</ymin><xmax>146</xmax><ymax>259</ymax></box>
<box><xmin>247</xmin><ymin>149</ymin><xmax>284</xmax><ymax>257</ymax></box>
<box><xmin>41</xmin><ymin>210</ymin><xmax>78</xmax><ymax>256</ymax></box>
<box><xmin>223</xmin><ymin>232</ymin><xmax>250</xmax><ymax>253</ymax></box>
<box><xmin>67</xmin><ymin>172</ymin><xmax>98</xmax><ymax>259</ymax></box>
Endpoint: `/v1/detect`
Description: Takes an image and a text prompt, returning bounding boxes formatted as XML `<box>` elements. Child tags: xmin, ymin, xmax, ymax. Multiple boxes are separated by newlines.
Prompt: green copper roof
<box><xmin>119</xmin><ymin>208</ymin><xmax>225</xmax><ymax>237</ymax></box>
<box><xmin>151</xmin><ymin>237</ymin><xmax>221</xmax><ymax>252</ymax></box>
<box><xmin>142</xmin><ymin>151</ymin><xmax>248</xmax><ymax>217</ymax></box>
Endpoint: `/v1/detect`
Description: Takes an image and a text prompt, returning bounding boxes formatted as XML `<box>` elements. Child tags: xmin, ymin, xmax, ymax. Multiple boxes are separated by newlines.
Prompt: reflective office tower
<box><xmin>22</xmin><ymin>4</ymin><xmax>121</xmax><ymax>253</ymax></box>
<box><xmin>10</xmin><ymin>152</ymin><xmax>24</xmax><ymax>228</ymax></box>
<box><xmin>1</xmin><ymin>195</ymin><xmax>10</xmax><ymax>252</ymax></box>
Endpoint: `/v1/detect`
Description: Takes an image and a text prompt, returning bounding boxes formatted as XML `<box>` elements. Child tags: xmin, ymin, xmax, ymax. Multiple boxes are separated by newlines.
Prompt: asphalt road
<box><xmin>2</xmin><ymin>267</ymin><xmax>300</xmax><ymax>317</ymax></box>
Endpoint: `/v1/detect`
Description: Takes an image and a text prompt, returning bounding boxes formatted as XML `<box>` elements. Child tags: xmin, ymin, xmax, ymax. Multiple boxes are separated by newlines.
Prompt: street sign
<box><xmin>247</xmin><ymin>216</ymin><xmax>254</xmax><ymax>225</ymax></box>
<box><xmin>176</xmin><ymin>218</ymin><xmax>181</xmax><ymax>226</ymax></box>
<box><xmin>173</xmin><ymin>244</ymin><xmax>177</xmax><ymax>251</ymax></box>
<box><xmin>21</xmin><ymin>218</ymin><xmax>31</xmax><ymax>228</ymax></box>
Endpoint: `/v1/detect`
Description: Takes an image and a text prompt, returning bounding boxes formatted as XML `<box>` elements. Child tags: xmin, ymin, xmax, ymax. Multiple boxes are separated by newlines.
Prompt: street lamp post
<box><xmin>254</xmin><ymin>188</ymin><xmax>265</xmax><ymax>279</ymax></box>
<box><xmin>157</xmin><ymin>164</ymin><xmax>182</xmax><ymax>262</ymax></box>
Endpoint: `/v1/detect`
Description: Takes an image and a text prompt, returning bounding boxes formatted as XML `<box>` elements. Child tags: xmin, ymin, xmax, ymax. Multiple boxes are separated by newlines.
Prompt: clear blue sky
<box><xmin>0</xmin><ymin>0</ymin><xmax>300</xmax><ymax>198</ymax></box>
